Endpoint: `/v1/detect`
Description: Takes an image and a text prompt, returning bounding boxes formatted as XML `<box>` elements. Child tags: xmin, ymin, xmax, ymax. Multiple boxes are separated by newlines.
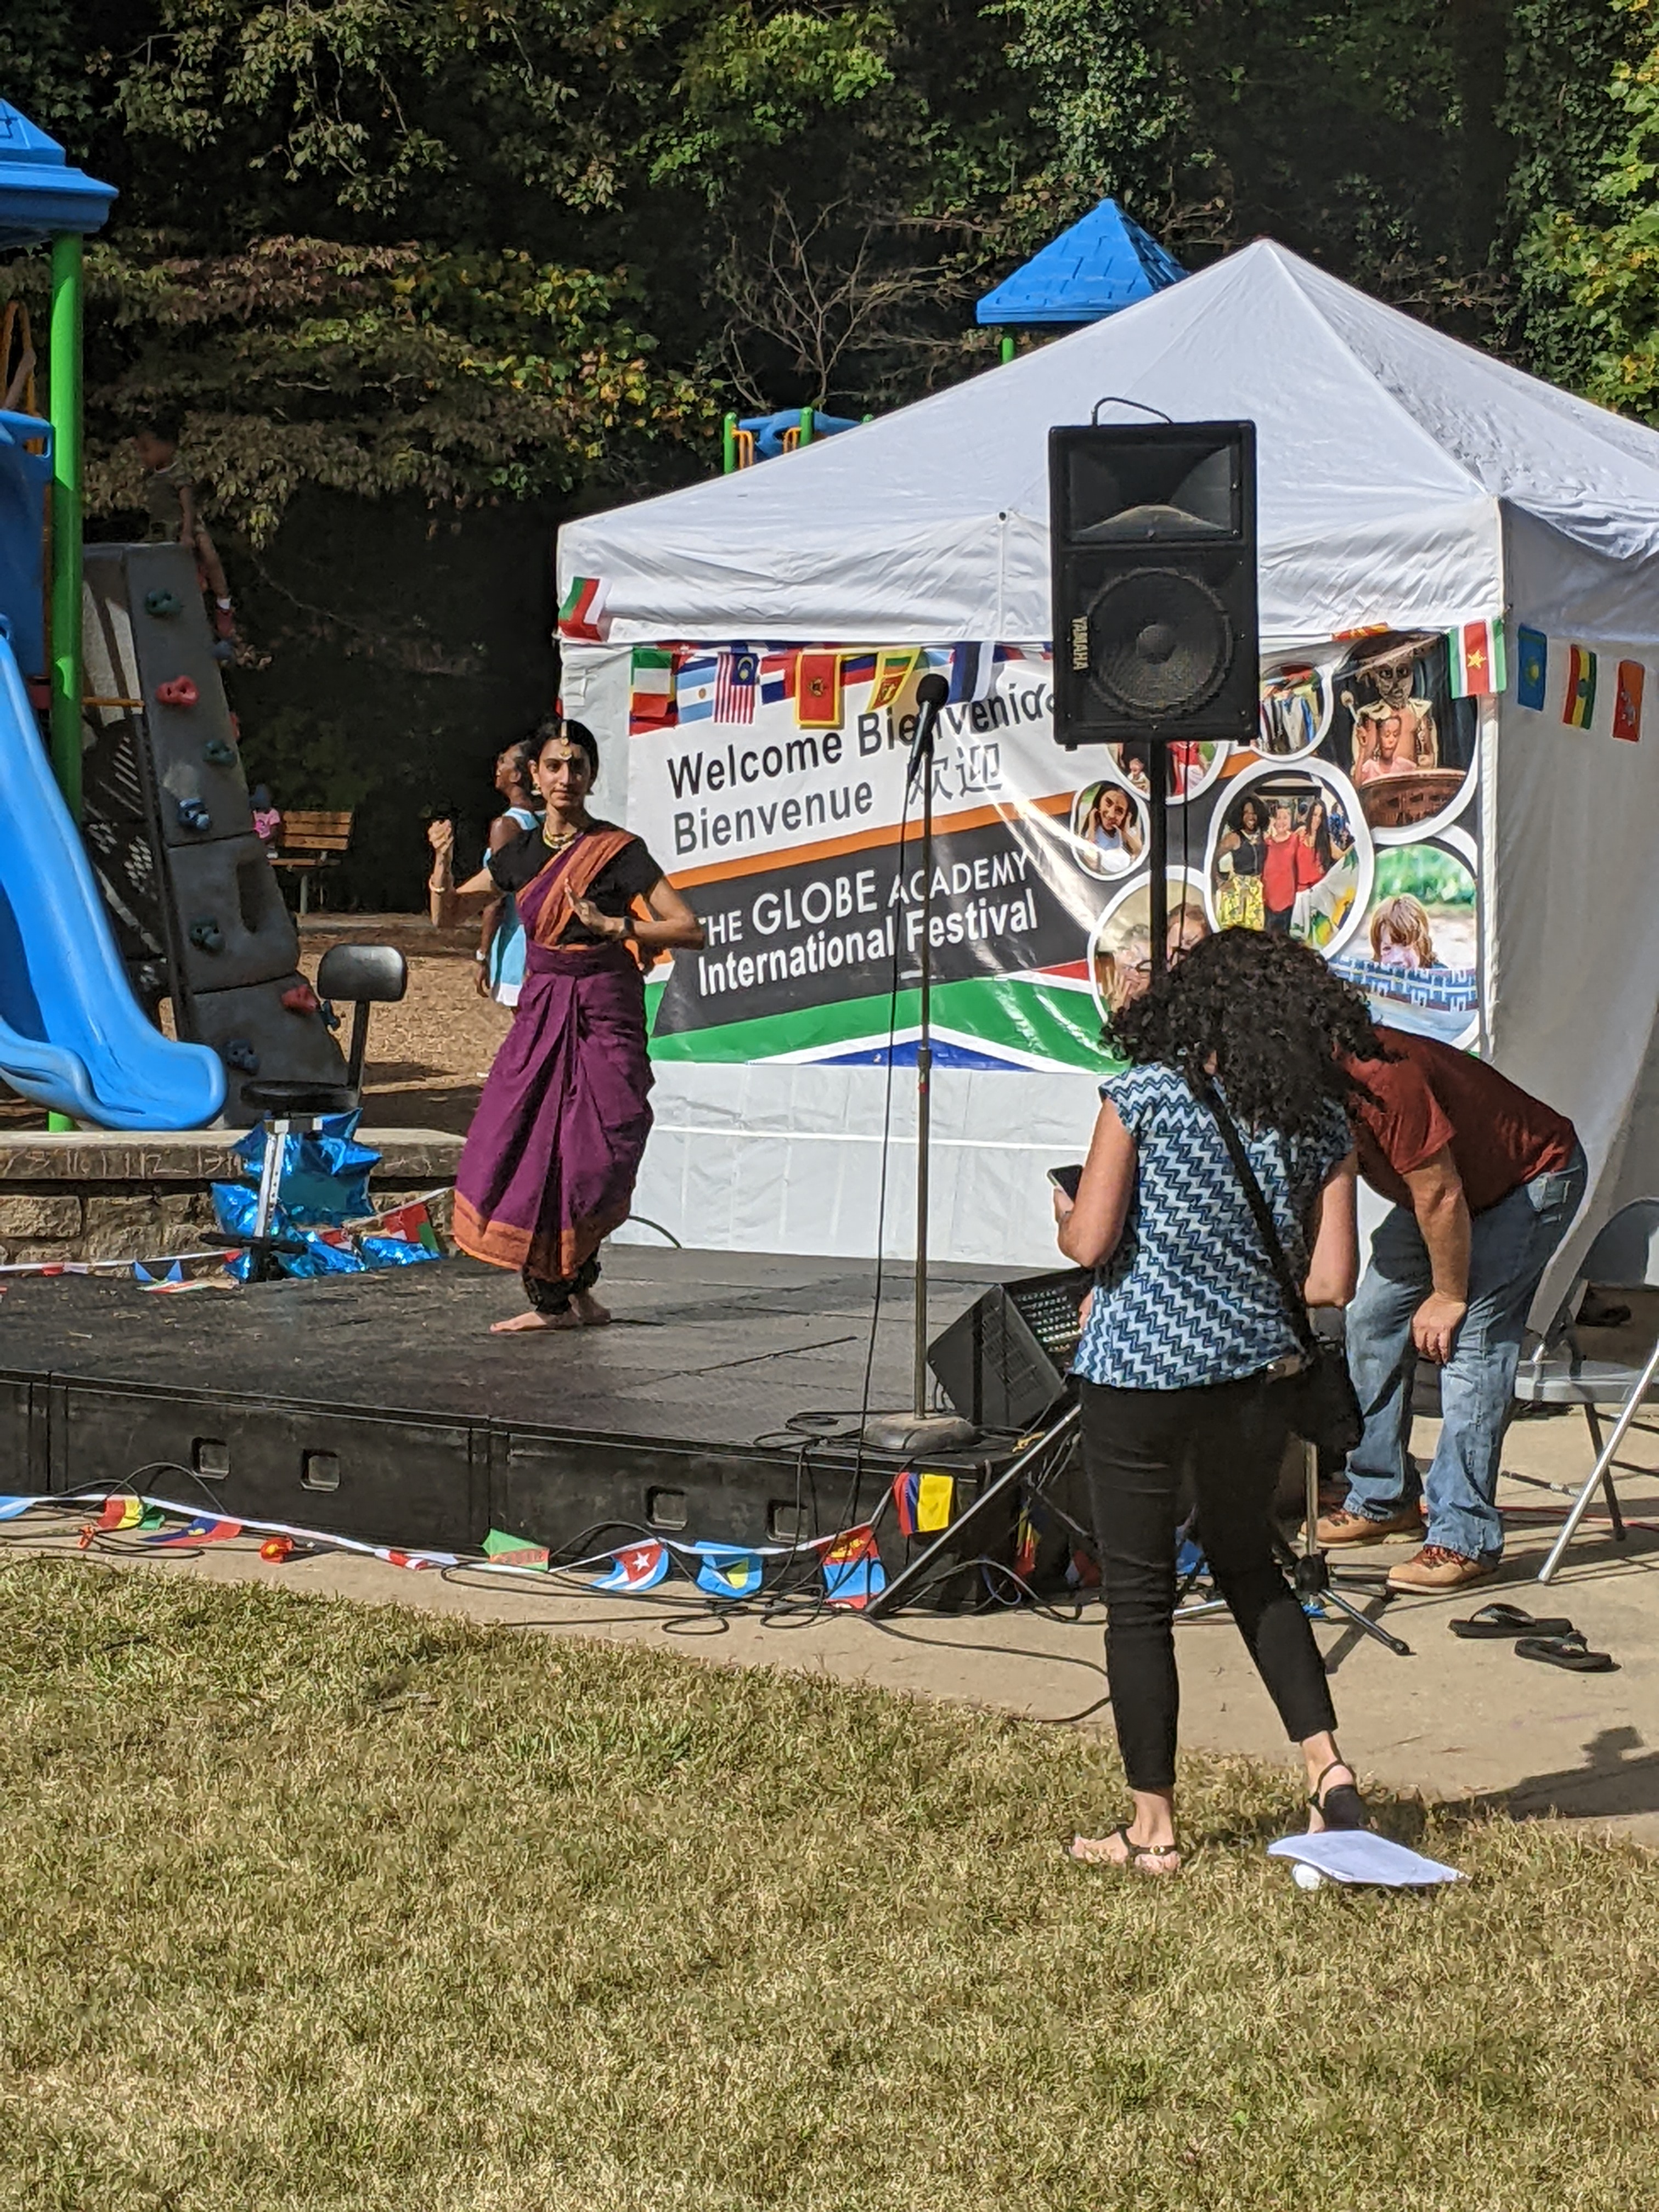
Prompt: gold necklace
<box><xmin>542</xmin><ymin>817</ymin><xmax>584</xmax><ymax>851</ymax></box>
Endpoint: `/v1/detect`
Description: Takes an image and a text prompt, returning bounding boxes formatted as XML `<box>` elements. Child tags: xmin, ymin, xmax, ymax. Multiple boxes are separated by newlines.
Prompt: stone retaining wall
<box><xmin>0</xmin><ymin>1130</ymin><xmax>461</xmax><ymax>1267</ymax></box>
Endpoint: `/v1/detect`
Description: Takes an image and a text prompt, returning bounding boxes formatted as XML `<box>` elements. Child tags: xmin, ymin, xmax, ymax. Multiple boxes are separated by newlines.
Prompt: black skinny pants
<box><xmin>1080</xmin><ymin>1372</ymin><xmax>1337</xmax><ymax>1792</ymax></box>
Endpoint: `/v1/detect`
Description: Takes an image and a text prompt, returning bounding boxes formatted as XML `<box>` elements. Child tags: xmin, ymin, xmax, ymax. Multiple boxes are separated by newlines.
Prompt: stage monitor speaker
<box><xmin>1048</xmin><ymin>420</ymin><xmax>1258</xmax><ymax>749</ymax></box>
<box><xmin>927</xmin><ymin>1268</ymin><xmax>1092</xmax><ymax>1434</ymax></box>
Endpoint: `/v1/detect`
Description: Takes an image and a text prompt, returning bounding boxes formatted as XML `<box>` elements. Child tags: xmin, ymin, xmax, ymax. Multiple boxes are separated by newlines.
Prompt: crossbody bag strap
<box><xmin>1188</xmin><ymin>1069</ymin><xmax>1317</xmax><ymax>1357</ymax></box>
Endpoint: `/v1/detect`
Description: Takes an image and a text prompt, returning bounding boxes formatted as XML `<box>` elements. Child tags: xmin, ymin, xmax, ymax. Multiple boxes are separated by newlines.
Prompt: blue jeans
<box><xmin>1344</xmin><ymin>1145</ymin><xmax>1587</xmax><ymax>1561</ymax></box>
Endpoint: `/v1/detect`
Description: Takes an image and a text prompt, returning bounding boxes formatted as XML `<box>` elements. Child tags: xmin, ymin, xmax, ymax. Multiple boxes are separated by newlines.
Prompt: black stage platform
<box><xmin>0</xmin><ymin>1249</ymin><xmax>1053</xmax><ymax>1578</ymax></box>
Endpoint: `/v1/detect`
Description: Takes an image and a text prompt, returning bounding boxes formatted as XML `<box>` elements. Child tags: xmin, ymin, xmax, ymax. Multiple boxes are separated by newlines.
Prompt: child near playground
<box><xmin>132</xmin><ymin>411</ymin><xmax>235</xmax><ymax>642</ymax></box>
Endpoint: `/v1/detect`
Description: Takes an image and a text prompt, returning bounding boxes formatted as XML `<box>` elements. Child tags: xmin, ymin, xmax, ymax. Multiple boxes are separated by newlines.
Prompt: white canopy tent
<box><xmin>561</xmin><ymin>240</ymin><xmax>1659</xmax><ymax>1296</ymax></box>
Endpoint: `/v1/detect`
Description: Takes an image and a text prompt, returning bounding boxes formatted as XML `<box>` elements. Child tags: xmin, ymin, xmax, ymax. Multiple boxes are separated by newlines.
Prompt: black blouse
<box><xmin>488</xmin><ymin>826</ymin><xmax>663</xmax><ymax>946</ymax></box>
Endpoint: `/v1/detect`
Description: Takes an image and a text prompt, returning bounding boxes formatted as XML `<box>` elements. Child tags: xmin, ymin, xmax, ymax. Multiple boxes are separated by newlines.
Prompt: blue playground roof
<box><xmin>976</xmin><ymin>198</ymin><xmax>1184</xmax><ymax>326</ymax></box>
<box><xmin>0</xmin><ymin>99</ymin><xmax>115</xmax><ymax>247</ymax></box>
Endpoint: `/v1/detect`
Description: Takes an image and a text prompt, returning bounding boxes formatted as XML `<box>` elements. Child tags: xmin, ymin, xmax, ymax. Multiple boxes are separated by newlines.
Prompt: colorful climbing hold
<box><xmin>155</xmin><ymin>677</ymin><xmax>200</xmax><ymax>709</ymax></box>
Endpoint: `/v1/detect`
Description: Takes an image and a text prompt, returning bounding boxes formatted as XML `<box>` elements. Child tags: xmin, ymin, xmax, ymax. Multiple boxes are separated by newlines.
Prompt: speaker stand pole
<box><xmin>864</xmin><ymin>676</ymin><xmax>975</xmax><ymax>1455</ymax></box>
<box><xmin>912</xmin><ymin>727</ymin><xmax>935</xmax><ymax>1421</ymax></box>
<box><xmin>1148</xmin><ymin>746</ymin><xmax>1169</xmax><ymax>980</ymax></box>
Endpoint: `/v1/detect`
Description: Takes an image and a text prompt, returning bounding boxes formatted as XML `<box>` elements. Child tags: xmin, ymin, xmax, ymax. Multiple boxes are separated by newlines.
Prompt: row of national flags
<box><xmin>627</xmin><ymin>642</ymin><xmax>1039</xmax><ymax>736</ymax></box>
<box><xmin>1512</xmin><ymin>623</ymin><xmax>1645</xmax><ymax>744</ymax></box>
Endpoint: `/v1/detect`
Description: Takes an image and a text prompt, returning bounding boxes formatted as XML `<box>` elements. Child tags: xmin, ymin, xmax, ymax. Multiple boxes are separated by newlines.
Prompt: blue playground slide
<box><xmin>0</xmin><ymin>624</ymin><xmax>225</xmax><ymax>1128</ymax></box>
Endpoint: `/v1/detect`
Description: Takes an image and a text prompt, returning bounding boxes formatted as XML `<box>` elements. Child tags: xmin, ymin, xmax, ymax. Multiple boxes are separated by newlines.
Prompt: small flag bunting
<box><xmin>690</xmin><ymin>1543</ymin><xmax>765</xmax><ymax>1600</ymax></box>
<box><xmin>483</xmin><ymin>1528</ymin><xmax>550</xmax><ymax>1572</ymax></box>
<box><xmin>628</xmin><ymin>647</ymin><xmax>676</xmax><ymax>735</ymax></box>
<box><xmin>891</xmin><ymin>1469</ymin><xmax>919</xmax><ymax>1538</ymax></box>
<box><xmin>142</xmin><ymin>1515</ymin><xmax>244</xmax><ymax>1547</ymax></box>
<box><xmin>1614</xmin><ymin>660</ymin><xmax>1645</xmax><ymax>744</ymax></box>
<box><xmin>592</xmin><ymin>1541</ymin><xmax>670</xmax><ymax>1594</ymax></box>
<box><xmin>675</xmin><ymin>652</ymin><xmax>720</xmax><ymax>724</ymax></box>
<box><xmin>870</xmin><ymin>649</ymin><xmax>920</xmax><ymax>712</ymax></box>
<box><xmin>1013</xmin><ymin>1506</ymin><xmax>1039</xmax><ymax>1583</ymax></box>
<box><xmin>1562</xmin><ymin>644</ymin><xmax>1598</xmax><ymax>729</ymax></box>
<box><xmin>1515</xmin><ymin>625</ymin><xmax>1548</xmax><ymax>711</ymax></box>
<box><xmin>1447</xmin><ymin>617</ymin><xmax>1505</xmax><ymax>699</ymax></box>
<box><xmin>98</xmin><ymin>1493</ymin><xmax>145</xmax><ymax>1531</ymax></box>
<box><xmin>558</xmin><ymin>575</ymin><xmax>608</xmax><ymax>642</ymax></box>
<box><xmin>760</xmin><ymin>650</ymin><xmax>796</xmax><ymax>706</ymax></box>
<box><xmin>822</xmin><ymin>1525</ymin><xmax>884</xmax><ymax>1610</ymax></box>
<box><xmin>795</xmin><ymin>650</ymin><xmax>842</xmax><ymax>728</ymax></box>
<box><xmin>0</xmin><ymin>1496</ymin><xmax>37</xmax><ymax>1521</ymax></box>
<box><xmin>946</xmin><ymin>642</ymin><xmax>996</xmax><ymax>705</ymax></box>
<box><xmin>714</xmin><ymin>648</ymin><xmax>759</xmax><ymax>724</ymax></box>
<box><xmin>377</xmin><ymin>1201</ymin><xmax>441</xmax><ymax>1255</ymax></box>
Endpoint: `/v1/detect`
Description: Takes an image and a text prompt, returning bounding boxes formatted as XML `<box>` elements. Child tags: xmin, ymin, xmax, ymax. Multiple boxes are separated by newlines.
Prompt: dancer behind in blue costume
<box><xmin>1055</xmin><ymin>930</ymin><xmax>1374</xmax><ymax>1876</ymax></box>
<box><xmin>476</xmin><ymin>738</ymin><xmax>542</xmax><ymax>1006</ymax></box>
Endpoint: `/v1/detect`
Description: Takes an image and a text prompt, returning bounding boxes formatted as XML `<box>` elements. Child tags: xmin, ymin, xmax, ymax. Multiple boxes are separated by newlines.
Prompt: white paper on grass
<box><xmin>1268</xmin><ymin>1832</ymin><xmax>1464</xmax><ymax>1887</ymax></box>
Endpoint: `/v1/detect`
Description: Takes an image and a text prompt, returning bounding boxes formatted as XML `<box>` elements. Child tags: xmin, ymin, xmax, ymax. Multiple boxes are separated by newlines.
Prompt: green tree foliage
<box><xmin>1511</xmin><ymin>0</ymin><xmax>1659</xmax><ymax>410</ymax></box>
<box><xmin>1</xmin><ymin>0</ymin><xmax>1654</xmax><ymax>900</ymax></box>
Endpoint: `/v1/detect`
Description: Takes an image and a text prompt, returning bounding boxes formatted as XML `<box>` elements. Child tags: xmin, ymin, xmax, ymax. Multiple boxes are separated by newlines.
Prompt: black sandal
<box><xmin>1065</xmin><ymin>1823</ymin><xmax>1182</xmax><ymax>1874</ymax></box>
<box><xmin>1515</xmin><ymin>1632</ymin><xmax>1616</xmax><ymax>1674</ymax></box>
<box><xmin>1450</xmin><ymin>1602</ymin><xmax>1576</xmax><ymax>1641</ymax></box>
<box><xmin>1309</xmin><ymin>1759</ymin><xmax>1371</xmax><ymax>1831</ymax></box>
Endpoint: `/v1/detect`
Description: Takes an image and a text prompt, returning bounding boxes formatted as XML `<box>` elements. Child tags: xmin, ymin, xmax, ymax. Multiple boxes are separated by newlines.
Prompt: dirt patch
<box><xmin>0</xmin><ymin>915</ymin><xmax>504</xmax><ymax>1137</ymax></box>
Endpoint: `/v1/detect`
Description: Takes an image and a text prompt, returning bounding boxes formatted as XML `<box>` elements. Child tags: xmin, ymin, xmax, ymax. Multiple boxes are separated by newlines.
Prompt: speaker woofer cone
<box><xmin>1086</xmin><ymin>568</ymin><xmax>1232</xmax><ymax>718</ymax></box>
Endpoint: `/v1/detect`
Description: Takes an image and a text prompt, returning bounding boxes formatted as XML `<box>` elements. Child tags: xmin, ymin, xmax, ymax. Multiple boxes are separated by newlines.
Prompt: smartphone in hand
<box><xmin>1047</xmin><ymin>1163</ymin><xmax>1084</xmax><ymax>1203</ymax></box>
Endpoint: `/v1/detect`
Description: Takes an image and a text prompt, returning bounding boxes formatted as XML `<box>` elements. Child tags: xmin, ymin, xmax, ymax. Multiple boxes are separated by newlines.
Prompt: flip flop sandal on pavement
<box><xmin>1515</xmin><ymin>1633</ymin><xmax>1617</xmax><ymax>1674</ymax></box>
<box><xmin>1450</xmin><ymin>1603</ymin><xmax>1576</xmax><ymax>1641</ymax></box>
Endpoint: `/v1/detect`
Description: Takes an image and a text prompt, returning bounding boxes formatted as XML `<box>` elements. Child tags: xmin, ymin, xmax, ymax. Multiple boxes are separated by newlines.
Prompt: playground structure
<box><xmin>719</xmin><ymin>199</ymin><xmax>1183</xmax><ymax>462</ymax></box>
<box><xmin>0</xmin><ymin>97</ymin><xmax>350</xmax><ymax>1129</ymax></box>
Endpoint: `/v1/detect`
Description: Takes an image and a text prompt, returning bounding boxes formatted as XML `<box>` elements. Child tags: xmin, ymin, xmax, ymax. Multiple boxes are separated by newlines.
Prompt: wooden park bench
<box><xmin>270</xmin><ymin>809</ymin><xmax>354</xmax><ymax>915</ymax></box>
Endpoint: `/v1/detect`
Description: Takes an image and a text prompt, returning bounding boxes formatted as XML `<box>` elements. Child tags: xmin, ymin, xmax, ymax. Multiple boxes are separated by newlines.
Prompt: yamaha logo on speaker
<box><xmin>1048</xmin><ymin>420</ymin><xmax>1259</xmax><ymax>749</ymax></box>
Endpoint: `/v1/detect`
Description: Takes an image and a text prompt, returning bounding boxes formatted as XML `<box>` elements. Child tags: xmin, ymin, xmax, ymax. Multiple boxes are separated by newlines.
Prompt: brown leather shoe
<box><xmin>1386</xmin><ymin>1544</ymin><xmax>1498</xmax><ymax>1593</ymax></box>
<box><xmin>1316</xmin><ymin>1504</ymin><xmax>1425</xmax><ymax>1546</ymax></box>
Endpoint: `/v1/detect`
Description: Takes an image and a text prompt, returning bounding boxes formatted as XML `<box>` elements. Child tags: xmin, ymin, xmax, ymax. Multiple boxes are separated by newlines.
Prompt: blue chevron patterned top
<box><xmin>1072</xmin><ymin>1065</ymin><xmax>1351</xmax><ymax>1390</ymax></box>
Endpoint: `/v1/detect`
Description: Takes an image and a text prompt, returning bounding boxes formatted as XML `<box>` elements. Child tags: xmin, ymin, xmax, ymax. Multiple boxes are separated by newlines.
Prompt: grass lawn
<box><xmin>1</xmin><ymin>1560</ymin><xmax>1655</xmax><ymax>2211</ymax></box>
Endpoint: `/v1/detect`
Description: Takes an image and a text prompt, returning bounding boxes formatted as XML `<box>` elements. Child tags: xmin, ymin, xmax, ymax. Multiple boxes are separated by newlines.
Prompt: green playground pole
<box><xmin>722</xmin><ymin>411</ymin><xmax>738</xmax><ymax>473</ymax></box>
<box><xmin>1000</xmin><ymin>331</ymin><xmax>1015</xmax><ymax>364</ymax></box>
<box><xmin>47</xmin><ymin>233</ymin><xmax>84</xmax><ymax>1132</ymax></box>
<box><xmin>48</xmin><ymin>232</ymin><xmax>83</xmax><ymax>820</ymax></box>
<box><xmin>798</xmin><ymin>405</ymin><xmax>813</xmax><ymax>448</ymax></box>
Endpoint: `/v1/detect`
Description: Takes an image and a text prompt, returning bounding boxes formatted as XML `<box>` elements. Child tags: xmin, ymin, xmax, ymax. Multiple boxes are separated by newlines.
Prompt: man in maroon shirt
<box><xmin>1316</xmin><ymin>1028</ymin><xmax>1586</xmax><ymax>1590</ymax></box>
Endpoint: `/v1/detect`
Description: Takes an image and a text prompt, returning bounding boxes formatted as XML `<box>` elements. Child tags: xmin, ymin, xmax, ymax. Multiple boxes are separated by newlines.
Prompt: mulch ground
<box><xmin>0</xmin><ymin>915</ymin><xmax>504</xmax><ymax>1136</ymax></box>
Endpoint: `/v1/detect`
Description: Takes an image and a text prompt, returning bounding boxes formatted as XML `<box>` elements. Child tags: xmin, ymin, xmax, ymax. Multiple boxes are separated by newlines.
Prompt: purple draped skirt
<box><xmin>452</xmin><ymin>940</ymin><xmax>653</xmax><ymax>1280</ymax></box>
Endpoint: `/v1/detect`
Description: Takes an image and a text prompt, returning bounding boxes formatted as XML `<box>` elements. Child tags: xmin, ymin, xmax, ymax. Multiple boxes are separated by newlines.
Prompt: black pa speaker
<box><xmin>1048</xmin><ymin>420</ymin><xmax>1258</xmax><ymax>749</ymax></box>
<box><xmin>927</xmin><ymin>1269</ymin><xmax>1092</xmax><ymax>1433</ymax></box>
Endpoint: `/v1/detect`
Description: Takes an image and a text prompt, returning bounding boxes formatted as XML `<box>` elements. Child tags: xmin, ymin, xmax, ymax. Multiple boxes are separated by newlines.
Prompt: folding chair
<box><xmin>1513</xmin><ymin>1199</ymin><xmax>1659</xmax><ymax>1583</ymax></box>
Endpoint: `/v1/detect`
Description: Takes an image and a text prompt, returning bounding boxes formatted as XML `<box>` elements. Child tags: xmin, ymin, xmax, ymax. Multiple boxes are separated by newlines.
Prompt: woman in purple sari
<box><xmin>427</xmin><ymin>718</ymin><xmax>703</xmax><ymax>1331</ymax></box>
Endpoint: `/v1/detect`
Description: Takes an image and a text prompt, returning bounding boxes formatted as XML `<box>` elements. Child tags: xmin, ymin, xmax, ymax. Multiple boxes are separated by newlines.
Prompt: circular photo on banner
<box><xmin>1088</xmin><ymin>868</ymin><xmax>1212</xmax><ymax>1030</ymax></box>
<box><xmin>1105</xmin><ymin>738</ymin><xmax>1227</xmax><ymax>805</ymax></box>
<box><xmin>1328</xmin><ymin>631</ymin><xmax>1480</xmax><ymax>840</ymax></box>
<box><xmin>1255</xmin><ymin>653</ymin><xmax>1337</xmax><ymax>760</ymax></box>
<box><xmin>1203</xmin><ymin>758</ymin><xmax>1372</xmax><ymax>956</ymax></box>
<box><xmin>1330</xmin><ymin>841</ymin><xmax>1479</xmax><ymax>1048</ymax></box>
<box><xmin>1070</xmin><ymin>776</ymin><xmax>1150</xmax><ymax>878</ymax></box>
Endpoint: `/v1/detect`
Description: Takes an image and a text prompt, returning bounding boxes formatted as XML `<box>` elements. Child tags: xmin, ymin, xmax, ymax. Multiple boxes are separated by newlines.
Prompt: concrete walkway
<box><xmin>20</xmin><ymin>1379</ymin><xmax>1657</xmax><ymax>1843</ymax></box>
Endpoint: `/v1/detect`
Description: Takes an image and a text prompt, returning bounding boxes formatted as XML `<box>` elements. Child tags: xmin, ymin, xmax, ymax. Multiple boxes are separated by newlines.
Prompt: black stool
<box><xmin>215</xmin><ymin>947</ymin><xmax>409</xmax><ymax>1280</ymax></box>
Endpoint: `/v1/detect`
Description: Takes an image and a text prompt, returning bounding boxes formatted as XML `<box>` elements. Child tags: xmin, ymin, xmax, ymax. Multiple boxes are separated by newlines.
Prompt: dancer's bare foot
<box><xmin>489</xmin><ymin>1307</ymin><xmax>580</xmax><ymax>1334</ymax></box>
<box><xmin>572</xmin><ymin>1291</ymin><xmax>612</xmax><ymax>1327</ymax></box>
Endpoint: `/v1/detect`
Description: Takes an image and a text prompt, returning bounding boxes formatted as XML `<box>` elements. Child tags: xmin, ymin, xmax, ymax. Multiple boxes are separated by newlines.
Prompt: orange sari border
<box><xmin>452</xmin><ymin>1190</ymin><xmax>631</xmax><ymax>1282</ymax></box>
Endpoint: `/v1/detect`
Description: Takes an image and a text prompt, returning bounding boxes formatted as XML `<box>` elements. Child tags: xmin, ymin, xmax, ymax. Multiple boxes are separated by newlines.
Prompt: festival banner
<box><xmin>614</xmin><ymin>630</ymin><xmax>1499</xmax><ymax>1068</ymax></box>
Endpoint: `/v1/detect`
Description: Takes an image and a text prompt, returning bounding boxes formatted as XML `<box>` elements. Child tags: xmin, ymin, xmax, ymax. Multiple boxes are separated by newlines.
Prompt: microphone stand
<box><xmin>864</xmin><ymin>673</ymin><xmax>976</xmax><ymax>1453</ymax></box>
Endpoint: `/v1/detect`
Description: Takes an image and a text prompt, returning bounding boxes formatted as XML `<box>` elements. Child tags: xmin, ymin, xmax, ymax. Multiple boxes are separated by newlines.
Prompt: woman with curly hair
<box><xmin>1053</xmin><ymin>930</ymin><xmax>1378</xmax><ymax>1873</ymax></box>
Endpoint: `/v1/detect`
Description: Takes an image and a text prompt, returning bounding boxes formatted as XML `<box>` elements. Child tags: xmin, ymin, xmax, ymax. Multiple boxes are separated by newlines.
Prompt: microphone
<box><xmin>905</xmin><ymin>671</ymin><xmax>951</xmax><ymax>792</ymax></box>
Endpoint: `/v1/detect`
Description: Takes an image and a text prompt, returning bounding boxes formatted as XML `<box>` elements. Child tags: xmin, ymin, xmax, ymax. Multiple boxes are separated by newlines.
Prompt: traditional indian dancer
<box><xmin>427</xmin><ymin>718</ymin><xmax>704</xmax><ymax>1333</ymax></box>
